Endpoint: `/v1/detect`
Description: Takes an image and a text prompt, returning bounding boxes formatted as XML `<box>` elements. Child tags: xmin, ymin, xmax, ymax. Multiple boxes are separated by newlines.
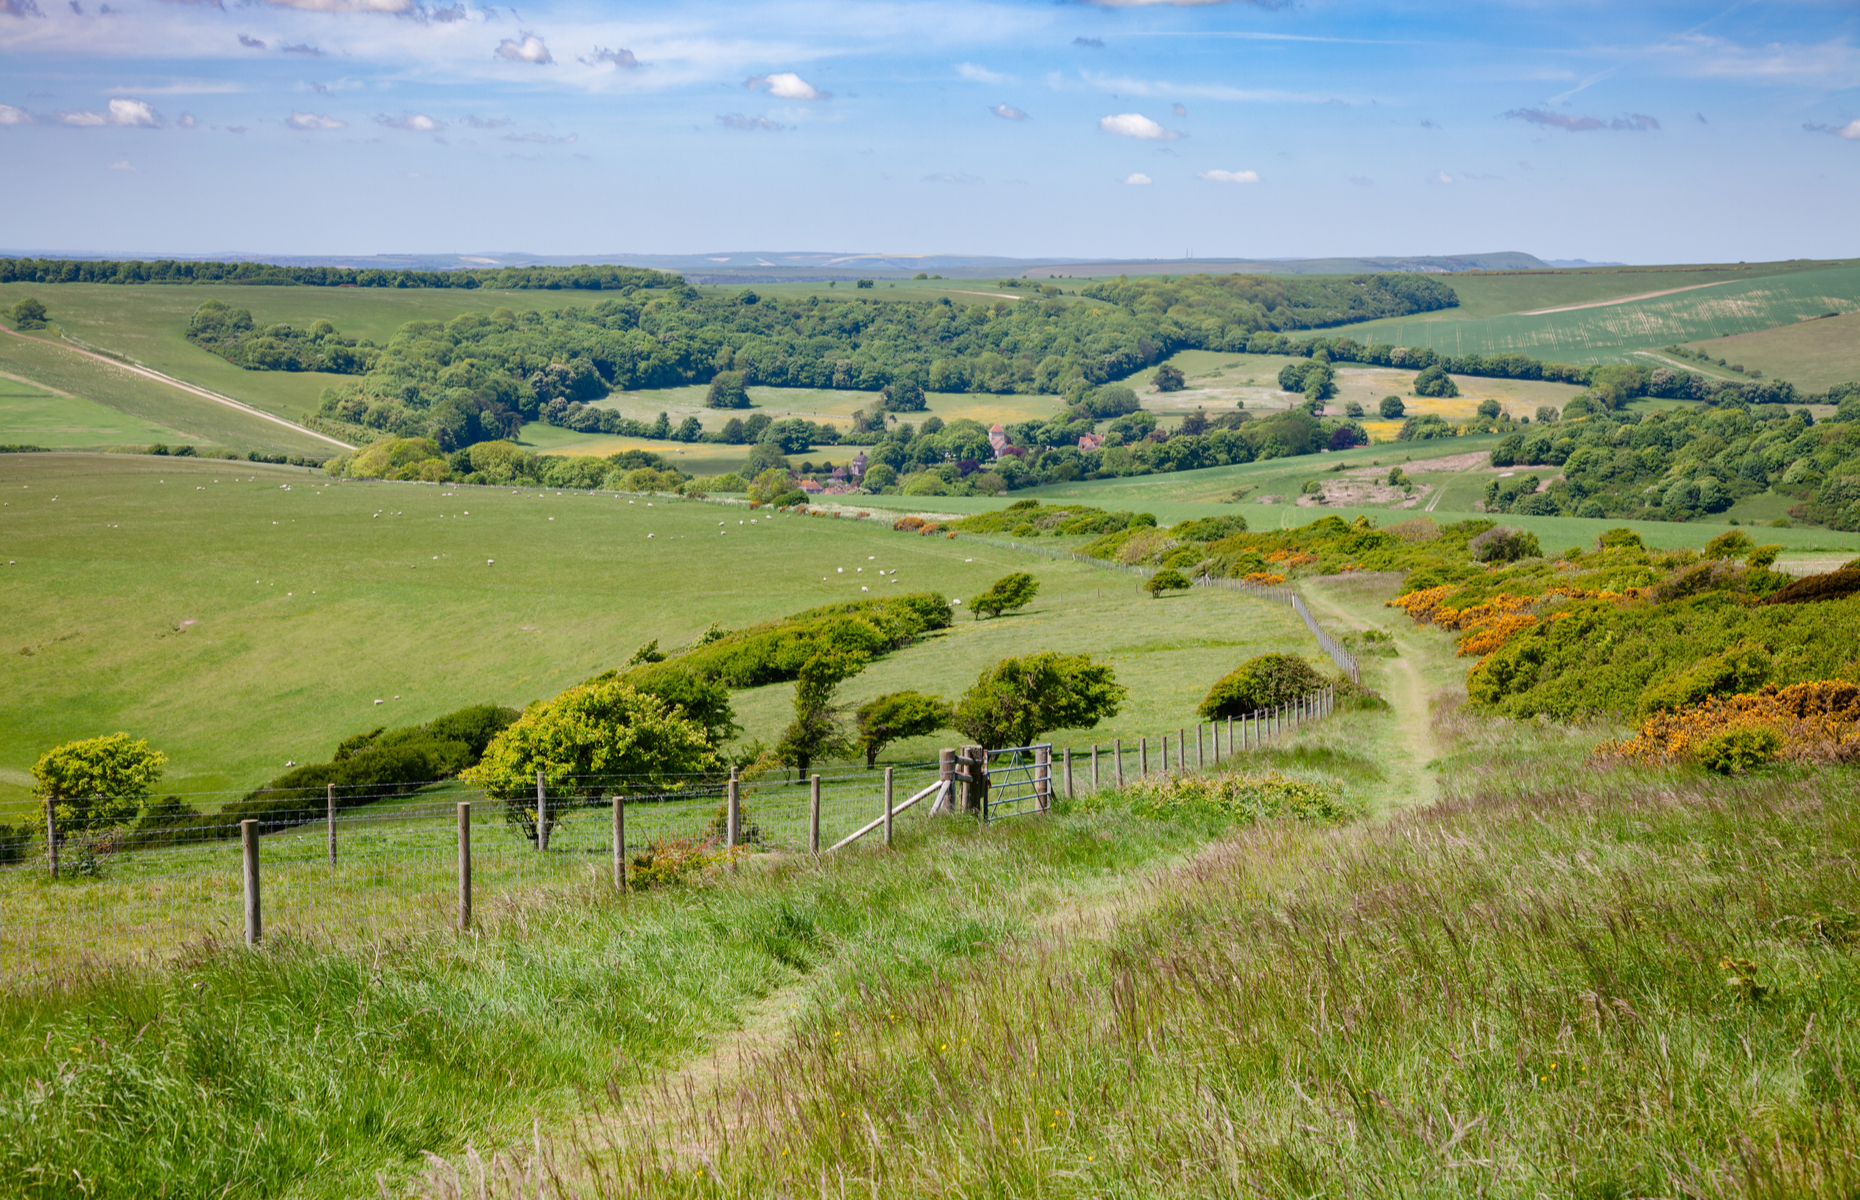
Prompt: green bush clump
<box><xmin>657</xmin><ymin>594</ymin><xmax>952</xmax><ymax>687</ymax></box>
<box><xmin>953</xmin><ymin>502</ymin><xmax>1147</xmax><ymax>538</ymax></box>
<box><xmin>1198</xmin><ymin>654</ymin><xmax>1325</xmax><ymax>720</ymax></box>
<box><xmin>1695</xmin><ymin>726</ymin><xmax>1783</xmax><ymax>774</ymax></box>
<box><xmin>1168</xmin><ymin>514</ymin><xmax>1249</xmax><ymax>542</ymax></box>
<box><xmin>1637</xmin><ymin>639</ymin><xmax>1773</xmax><ymax>715</ymax></box>
<box><xmin>1763</xmin><ymin>566</ymin><xmax>1860</xmax><ymax>606</ymax></box>
<box><xmin>1145</xmin><ymin>568</ymin><xmax>1193</xmax><ymax>598</ymax></box>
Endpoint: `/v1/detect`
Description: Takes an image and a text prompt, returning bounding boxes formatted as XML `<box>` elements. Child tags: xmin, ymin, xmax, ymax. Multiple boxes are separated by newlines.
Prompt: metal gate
<box><xmin>981</xmin><ymin>744</ymin><xmax>1052</xmax><ymax>822</ymax></box>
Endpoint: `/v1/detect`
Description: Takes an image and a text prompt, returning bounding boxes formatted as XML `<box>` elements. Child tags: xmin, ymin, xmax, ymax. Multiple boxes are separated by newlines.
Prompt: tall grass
<box><xmin>424</xmin><ymin>755</ymin><xmax>1860</xmax><ymax>1198</ymax></box>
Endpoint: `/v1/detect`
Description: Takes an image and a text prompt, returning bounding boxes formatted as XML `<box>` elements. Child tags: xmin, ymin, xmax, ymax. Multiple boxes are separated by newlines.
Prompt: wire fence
<box><xmin>0</xmin><ymin>686</ymin><xmax>1341</xmax><ymax>986</ymax></box>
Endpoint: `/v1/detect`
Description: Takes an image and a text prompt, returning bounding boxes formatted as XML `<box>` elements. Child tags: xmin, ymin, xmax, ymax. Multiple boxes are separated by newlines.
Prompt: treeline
<box><xmin>1484</xmin><ymin>395</ymin><xmax>1860</xmax><ymax>526</ymax></box>
<box><xmin>0</xmin><ymin>257</ymin><xmax>680</xmax><ymax>292</ymax></box>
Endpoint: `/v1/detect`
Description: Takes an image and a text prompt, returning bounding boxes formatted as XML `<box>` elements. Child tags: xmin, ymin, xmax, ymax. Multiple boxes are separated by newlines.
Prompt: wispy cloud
<box><xmin>957</xmin><ymin>62</ymin><xmax>1009</xmax><ymax>85</ymax></box>
<box><xmin>1080</xmin><ymin>0</ymin><xmax>1289</xmax><ymax>7</ymax></box>
<box><xmin>107</xmin><ymin>79</ymin><xmax>245</xmax><ymax>95</ymax></box>
<box><xmin>461</xmin><ymin>113</ymin><xmax>509</xmax><ymax>128</ymax></box>
<box><xmin>1654</xmin><ymin>33</ymin><xmax>1860</xmax><ymax>84</ymax></box>
<box><xmin>989</xmin><ymin>103</ymin><xmax>1027</xmax><ymax>120</ymax></box>
<box><xmin>375</xmin><ymin>111</ymin><xmax>442</xmax><ymax>132</ymax></box>
<box><xmin>238</xmin><ymin>33</ymin><xmax>266</xmax><ymax>50</ymax></box>
<box><xmin>1073</xmin><ymin>37</ymin><xmax>1103</xmax><ymax>49</ymax></box>
<box><xmin>0</xmin><ymin>0</ymin><xmax>46</xmax><ymax>15</ymax></box>
<box><xmin>581</xmin><ymin>46</ymin><xmax>639</xmax><ymax>69</ymax></box>
<box><xmin>716</xmin><ymin>113</ymin><xmax>781</xmax><ymax>131</ymax></box>
<box><xmin>1171</xmin><ymin>103</ymin><xmax>1186</xmax><ymax>117</ymax></box>
<box><xmin>1504</xmin><ymin>107</ymin><xmax>1658</xmax><ymax>132</ymax></box>
<box><xmin>745</xmin><ymin>71</ymin><xmax>827</xmax><ymax>100</ymax></box>
<box><xmin>266</xmin><ymin>0</ymin><xmax>414</xmax><ymax>12</ymax></box>
<box><xmin>1433</xmin><ymin>171</ymin><xmax>1453</xmax><ymax>184</ymax></box>
<box><xmin>1099</xmin><ymin>112</ymin><xmax>1180</xmax><ymax>140</ymax></box>
<box><xmin>1348</xmin><ymin>175</ymin><xmax>1372</xmax><ymax>186</ymax></box>
<box><xmin>923</xmin><ymin>172</ymin><xmax>981</xmax><ymax>184</ymax></box>
<box><xmin>1078</xmin><ymin>71</ymin><xmax>1346</xmax><ymax>105</ymax></box>
<box><xmin>1198</xmin><ymin>168</ymin><xmax>1258</xmax><ymax>183</ymax></box>
<box><xmin>1124</xmin><ymin>172</ymin><xmax>1151</xmax><ymax>185</ymax></box>
<box><xmin>1804</xmin><ymin>119</ymin><xmax>1860</xmax><ymax>140</ymax></box>
<box><xmin>503</xmin><ymin>130</ymin><xmax>576</xmax><ymax>143</ymax></box>
<box><xmin>176</xmin><ymin>111</ymin><xmax>195</xmax><ymax>127</ymax></box>
<box><xmin>108</xmin><ymin>159</ymin><xmax>134</xmax><ymax>170</ymax></box>
<box><xmin>494</xmin><ymin>34</ymin><xmax>551</xmax><ymax>65</ymax></box>
<box><xmin>58</xmin><ymin>97</ymin><xmax>160</xmax><ymax>126</ymax></box>
<box><xmin>286</xmin><ymin>110</ymin><xmax>345</xmax><ymax>130</ymax></box>
<box><xmin>281</xmin><ymin>43</ymin><xmax>324</xmax><ymax>56</ymax></box>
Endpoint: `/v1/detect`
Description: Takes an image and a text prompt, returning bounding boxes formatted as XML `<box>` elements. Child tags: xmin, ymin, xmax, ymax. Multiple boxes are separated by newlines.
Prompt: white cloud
<box><xmin>1804</xmin><ymin>118</ymin><xmax>1860</xmax><ymax>140</ymax></box>
<box><xmin>108</xmin><ymin>160</ymin><xmax>134</xmax><ymax>170</ymax></box>
<box><xmin>503</xmin><ymin>130</ymin><xmax>576</xmax><ymax>143</ymax></box>
<box><xmin>265</xmin><ymin>0</ymin><xmax>415</xmax><ymax>11</ymax></box>
<box><xmin>1080</xmin><ymin>71</ymin><xmax>1343</xmax><ymax>105</ymax></box>
<box><xmin>957</xmin><ymin>62</ymin><xmax>1009</xmax><ymax>85</ymax></box>
<box><xmin>1655</xmin><ymin>34</ymin><xmax>1860</xmax><ymax>85</ymax></box>
<box><xmin>581</xmin><ymin>46</ymin><xmax>639</xmax><ymax>70</ymax></box>
<box><xmin>1124</xmin><ymin>172</ymin><xmax>1152</xmax><ymax>185</ymax></box>
<box><xmin>177</xmin><ymin>112</ymin><xmax>197</xmax><ymax>127</ymax></box>
<box><xmin>923</xmin><ymin>172</ymin><xmax>982</xmax><ymax>184</ymax></box>
<box><xmin>1099</xmin><ymin>112</ymin><xmax>1180</xmax><ymax>140</ymax></box>
<box><xmin>494</xmin><ymin>35</ymin><xmax>552</xmax><ymax>65</ymax></box>
<box><xmin>1198</xmin><ymin>168</ymin><xmax>1258</xmax><ymax>183</ymax></box>
<box><xmin>1433</xmin><ymin>171</ymin><xmax>1454</xmax><ymax>184</ymax></box>
<box><xmin>717</xmin><ymin>113</ymin><xmax>781</xmax><ymax>131</ymax></box>
<box><xmin>287</xmin><ymin>110</ymin><xmax>346</xmax><ymax>130</ymax></box>
<box><xmin>989</xmin><ymin>104</ymin><xmax>1026</xmax><ymax>120</ymax></box>
<box><xmin>746</xmin><ymin>71</ymin><xmax>827</xmax><ymax>100</ymax></box>
<box><xmin>0</xmin><ymin>104</ymin><xmax>32</xmax><ymax>125</ymax></box>
<box><xmin>57</xmin><ymin>97</ymin><xmax>161</xmax><ymax>127</ymax></box>
<box><xmin>375</xmin><ymin>111</ymin><xmax>442</xmax><ymax>131</ymax></box>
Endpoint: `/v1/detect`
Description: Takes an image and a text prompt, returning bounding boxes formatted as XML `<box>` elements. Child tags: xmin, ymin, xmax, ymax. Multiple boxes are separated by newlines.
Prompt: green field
<box><xmin>1682</xmin><ymin>310</ymin><xmax>1860</xmax><ymax>391</ymax></box>
<box><xmin>1315</xmin><ymin>261</ymin><xmax>1860</xmax><ymax>368</ymax></box>
<box><xmin>0</xmin><ymin>452</ymin><xmax>1315</xmax><ymax>813</ymax></box>
<box><xmin>0</xmin><ymin>370</ymin><xmax>196</xmax><ymax>448</ymax></box>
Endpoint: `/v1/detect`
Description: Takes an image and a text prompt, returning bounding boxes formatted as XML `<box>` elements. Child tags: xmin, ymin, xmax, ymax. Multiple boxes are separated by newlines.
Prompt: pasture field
<box><xmin>584</xmin><ymin>383</ymin><xmax>1060</xmax><ymax>436</ymax></box>
<box><xmin>0</xmin><ymin>452</ymin><xmax>1310</xmax><ymax>813</ymax></box>
<box><xmin>0</xmin><ymin>331</ymin><xmax>335</xmax><ymax>455</ymax></box>
<box><xmin>0</xmin><ymin>370</ymin><xmax>195</xmax><ymax>448</ymax></box>
<box><xmin>1682</xmin><ymin>310</ymin><xmax>1860</xmax><ymax>391</ymax></box>
<box><xmin>1316</xmin><ymin>261</ymin><xmax>1860</xmax><ymax>367</ymax></box>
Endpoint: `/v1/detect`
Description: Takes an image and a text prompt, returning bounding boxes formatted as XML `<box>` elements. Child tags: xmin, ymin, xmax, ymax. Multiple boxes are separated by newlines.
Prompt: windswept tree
<box><xmin>1144</xmin><ymin>568</ymin><xmax>1192</xmax><ymax>598</ymax></box>
<box><xmin>954</xmin><ymin>652</ymin><xmax>1125</xmax><ymax>749</ymax></box>
<box><xmin>855</xmin><ymin>691</ymin><xmax>953</xmax><ymax>767</ymax></box>
<box><xmin>969</xmin><ymin>572</ymin><xmax>1040</xmax><ymax>620</ymax></box>
<box><xmin>465</xmin><ymin>680</ymin><xmax>716</xmax><ymax>845</ymax></box>
<box><xmin>777</xmin><ymin>652</ymin><xmax>867</xmax><ymax>779</ymax></box>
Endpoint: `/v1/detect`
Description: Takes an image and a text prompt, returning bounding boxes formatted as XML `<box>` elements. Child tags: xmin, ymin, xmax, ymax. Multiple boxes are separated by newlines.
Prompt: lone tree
<box><xmin>8</xmin><ymin>297</ymin><xmax>49</xmax><ymax>331</ymax></box>
<box><xmin>1197</xmin><ymin>654</ymin><xmax>1325</xmax><ymax>721</ymax></box>
<box><xmin>855</xmin><ymin>691</ymin><xmax>953</xmax><ymax>767</ymax></box>
<box><xmin>777</xmin><ymin>651</ymin><xmax>866</xmax><ymax>779</ymax></box>
<box><xmin>1144</xmin><ymin>568</ymin><xmax>1192</xmax><ymax>598</ymax></box>
<box><xmin>706</xmin><ymin>371</ymin><xmax>750</xmax><ymax>409</ymax></box>
<box><xmin>1379</xmin><ymin>395</ymin><xmax>1406</xmax><ymax>419</ymax></box>
<box><xmin>969</xmin><ymin>572</ymin><xmax>1040</xmax><ymax>620</ymax></box>
<box><xmin>1413</xmin><ymin>364</ymin><xmax>1460</xmax><ymax>398</ymax></box>
<box><xmin>465</xmin><ymin>679</ymin><xmax>716</xmax><ymax>845</ymax></box>
<box><xmin>34</xmin><ymin>732</ymin><xmax>167</xmax><ymax>833</ymax></box>
<box><xmin>954</xmin><ymin>652</ymin><xmax>1126</xmax><ymax>749</ymax></box>
<box><xmin>880</xmin><ymin>376</ymin><xmax>927</xmax><ymax>412</ymax></box>
<box><xmin>1153</xmin><ymin>363</ymin><xmax>1186</xmax><ymax>392</ymax></box>
<box><xmin>1476</xmin><ymin>398</ymin><xmax>1502</xmax><ymax>419</ymax></box>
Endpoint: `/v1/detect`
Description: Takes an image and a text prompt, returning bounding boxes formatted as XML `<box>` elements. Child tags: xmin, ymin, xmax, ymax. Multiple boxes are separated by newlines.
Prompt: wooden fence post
<box><xmin>241</xmin><ymin>818</ymin><xmax>261</xmax><ymax>946</ymax></box>
<box><xmin>727</xmin><ymin>767</ymin><xmax>741</xmax><ymax>854</ymax></box>
<box><xmin>1063</xmin><ymin>748</ymin><xmax>1074</xmax><ymax>800</ymax></box>
<box><xmin>457</xmin><ymin>802</ymin><xmax>471</xmax><ymax>932</ymax></box>
<box><xmin>1115</xmin><ymin>738</ymin><xmax>1123</xmax><ymax>788</ymax></box>
<box><xmin>1160</xmin><ymin>734</ymin><xmax>1168</xmax><ymax>774</ymax></box>
<box><xmin>1227</xmin><ymin>716</ymin><xmax>1234</xmax><ymax>756</ymax></box>
<box><xmin>44</xmin><ymin>802</ymin><xmax>57</xmax><ymax>880</ymax></box>
<box><xmin>1198</xmin><ymin>724</ymin><xmax>1206</xmax><ymax>769</ymax></box>
<box><xmin>963</xmin><ymin>745</ymin><xmax>987</xmax><ymax>815</ymax></box>
<box><xmin>1036</xmin><ymin>745</ymin><xmax>1051</xmax><ymax>811</ymax></box>
<box><xmin>1140</xmin><ymin>736</ymin><xmax>1148</xmax><ymax>777</ymax></box>
<box><xmin>612</xmin><ymin>794</ymin><xmax>626</xmax><ymax>894</ymax></box>
<box><xmin>535</xmin><ymin>770</ymin><xmax>549</xmax><ymax>852</ymax></box>
<box><xmin>937</xmin><ymin>749</ymin><xmax>954</xmax><ymax>815</ymax></box>
<box><xmin>809</xmin><ymin>774</ymin><xmax>823</xmax><ymax>855</ymax></box>
<box><xmin>327</xmin><ymin>782</ymin><xmax>337</xmax><ymax>867</ymax></box>
<box><xmin>1091</xmin><ymin>744</ymin><xmax>1100</xmax><ymax>792</ymax></box>
<box><xmin>883</xmin><ymin>767</ymin><xmax>894</xmax><ymax>847</ymax></box>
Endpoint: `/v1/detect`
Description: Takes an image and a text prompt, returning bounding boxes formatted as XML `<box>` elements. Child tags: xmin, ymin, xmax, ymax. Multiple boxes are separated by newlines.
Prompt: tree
<box><xmin>862</xmin><ymin>462</ymin><xmax>898</xmax><ymax>490</ymax></box>
<box><xmin>464</xmin><ymin>680</ymin><xmax>715</xmax><ymax>844</ymax></box>
<box><xmin>1153</xmin><ymin>364</ymin><xmax>1186</xmax><ymax>392</ymax></box>
<box><xmin>1179</xmin><ymin>409</ymin><xmax>1211</xmax><ymax>437</ymax></box>
<box><xmin>1145</xmin><ymin>568</ymin><xmax>1192</xmax><ymax>598</ymax></box>
<box><xmin>880</xmin><ymin>376</ymin><xmax>927</xmax><ymax>412</ymax></box>
<box><xmin>1413</xmin><ymin>365</ymin><xmax>1459</xmax><ymax>397</ymax></box>
<box><xmin>855</xmin><ymin>691</ymin><xmax>953</xmax><ymax>767</ymax></box>
<box><xmin>1476</xmin><ymin>398</ymin><xmax>1502</xmax><ymax>419</ymax></box>
<box><xmin>34</xmin><ymin>733</ymin><xmax>167</xmax><ymax>832</ymax></box>
<box><xmin>1345</xmin><ymin>400</ymin><xmax>1365</xmax><ymax>418</ymax></box>
<box><xmin>1468</xmin><ymin>525</ymin><xmax>1541</xmax><ymax>564</ymax></box>
<box><xmin>706</xmin><ymin>371</ymin><xmax>750</xmax><ymax>409</ymax></box>
<box><xmin>777</xmin><ymin>652</ymin><xmax>866</xmax><ymax>778</ymax></box>
<box><xmin>1198</xmin><ymin>654</ymin><xmax>1325</xmax><ymax>720</ymax></box>
<box><xmin>8</xmin><ymin>296</ymin><xmax>49</xmax><ymax>331</ymax></box>
<box><xmin>954</xmin><ymin>653</ymin><xmax>1126</xmax><ymax>749</ymax></box>
<box><xmin>1379</xmin><ymin>395</ymin><xmax>1406</xmax><ymax>419</ymax></box>
<box><xmin>1535</xmin><ymin>405</ymin><xmax>1560</xmax><ymax>424</ymax></box>
<box><xmin>1086</xmin><ymin>385</ymin><xmax>1140</xmax><ymax>419</ymax></box>
<box><xmin>747</xmin><ymin>466</ymin><xmax>794</xmax><ymax>505</ymax></box>
<box><xmin>969</xmin><ymin>571</ymin><xmax>1040</xmax><ymax>619</ymax></box>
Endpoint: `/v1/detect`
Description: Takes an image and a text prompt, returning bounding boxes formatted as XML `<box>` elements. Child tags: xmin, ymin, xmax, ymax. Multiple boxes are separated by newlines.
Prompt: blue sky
<box><xmin>1</xmin><ymin>1</ymin><xmax>1856</xmax><ymax>262</ymax></box>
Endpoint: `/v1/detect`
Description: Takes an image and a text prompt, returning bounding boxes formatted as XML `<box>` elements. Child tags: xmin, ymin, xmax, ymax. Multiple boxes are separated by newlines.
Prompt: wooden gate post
<box><xmin>241</xmin><ymin>819</ymin><xmax>261</xmax><ymax>946</ymax></box>
<box><xmin>727</xmin><ymin>767</ymin><xmax>742</xmax><ymax>851</ymax></box>
<box><xmin>612</xmin><ymin>794</ymin><xmax>626</xmax><ymax>894</ymax></box>
<box><xmin>809</xmin><ymin>774</ymin><xmax>822</xmax><ymax>856</ymax></box>
<box><xmin>1091</xmin><ymin>744</ymin><xmax>1100</xmax><ymax>792</ymax></box>
<box><xmin>327</xmin><ymin>783</ymin><xmax>337</xmax><ymax>867</ymax></box>
<box><xmin>883</xmin><ymin>767</ymin><xmax>894</xmax><ymax>847</ymax></box>
<box><xmin>962</xmin><ymin>745</ymin><xmax>987</xmax><ymax>816</ymax></box>
<box><xmin>1063</xmin><ymin>748</ymin><xmax>1073</xmax><ymax>800</ymax></box>
<box><xmin>44</xmin><ymin>802</ymin><xmax>57</xmax><ymax>880</ymax></box>
<box><xmin>457</xmin><ymin>802</ymin><xmax>472</xmax><ymax>931</ymax></box>
<box><xmin>1036</xmin><ymin>745</ymin><xmax>1051</xmax><ymax>811</ymax></box>
<box><xmin>535</xmin><ymin>770</ymin><xmax>549</xmax><ymax>852</ymax></box>
<box><xmin>937</xmin><ymin>748</ymin><xmax>955</xmax><ymax>814</ymax></box>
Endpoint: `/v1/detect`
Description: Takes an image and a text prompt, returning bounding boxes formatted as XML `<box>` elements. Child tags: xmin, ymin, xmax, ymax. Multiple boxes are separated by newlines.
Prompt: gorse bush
<box><xmin>645</xmin><ymin>594</ymin><xmax>952</xmax><ymax>688</ymax></box>
<box><xmin>1197</xmin><ymin>653</ymin><xmax>1325</xmax><ymax>720</ymax></box>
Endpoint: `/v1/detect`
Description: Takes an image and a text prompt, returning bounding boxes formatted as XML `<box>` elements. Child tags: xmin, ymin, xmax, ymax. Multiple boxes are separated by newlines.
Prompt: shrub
<box><xmin>855</xmin><ymin>691</ymin><xmax>953</xmax><ymax>767</ymax></box>
<box><xmin>1153</xmin><ymin>364</ymin><xmax>1186</xmax><ymax>392</ymax></box>
<box><xmin>1694</xmin><ymin>725</ymin><xmax>1784</xmax><ymax>774</ymax></box>
<box><xmin>1123</xmin><ymin>770</ymin><xmax>1359</xmax><ymax>830</ymax></box>
<box><xmin>954</xmin><ymin>653</ymin><xmax>1125</xmax><ymax>748</ymax></box>
<box><xmin>8</xmin><ymin>296</ymin><xmax>49</xmax><ymax>330</ymax></box>
<box><xmin>33</xmin><ymin>733</ymin><xmax>167</xmax><ymax>833</ymax></box>
<box><xmin>1469</xmin><ymin>525</ymin><xmax>1540</xmax><ymax>564</ymax></box>
<box><xmin>628</xmin><ymin>837</ymin><xmax>729</xmax><ymax>887</ymax></box>
<box><xmin>1197</xmin><ymin>653</ymin><xmax>1325</xmax><ymax>720</ymax></box>
<box><xmin>1637</xmin><ymin>639</ymin><xmax>1773</xmax><ymax>715</ymax></box>
<box><xmin>1144</xmin><ymin>568</ymin><xmax>1192</xmax><ymax>598</ymax></box>
<box><xmin>1762</xmin><ymin>567</ymin><xmax>1860</xmax><ymax>606</ymax></box>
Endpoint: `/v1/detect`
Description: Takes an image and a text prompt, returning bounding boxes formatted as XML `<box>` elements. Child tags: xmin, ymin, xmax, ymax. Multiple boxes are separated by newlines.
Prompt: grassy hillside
<box><xmin>1684</xmin><ymin>310</ymin><xmax>1860</xmax><ymax>391</ymax></box>
<box><xmin>1316</xmin><ymin>261</ymin><xmax>1860</xmax><ymax>367</ymax></box>
<box><xmin>0</xmin><ymin>371</ymin><xmax>195</xmax><ymax>449</ymax></box>
<box><xmin>0</xmin><ymin>452</ymin><xmax>1309</xmax><ymax>812</ymax></box>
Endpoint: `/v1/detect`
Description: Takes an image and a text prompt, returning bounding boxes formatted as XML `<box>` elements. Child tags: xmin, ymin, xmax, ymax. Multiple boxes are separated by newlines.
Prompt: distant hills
<box><xmin>0</xmin><ymin>248</ymin><xmax>1573</xmax><ymax>283</ymax></box>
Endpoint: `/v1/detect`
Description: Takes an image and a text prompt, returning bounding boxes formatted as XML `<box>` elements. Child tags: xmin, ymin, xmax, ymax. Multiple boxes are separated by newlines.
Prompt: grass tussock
<box><xmin>423</xmin><ymin>760</ymin><xmax>1860</xmax><ymax>1199</ymax></box>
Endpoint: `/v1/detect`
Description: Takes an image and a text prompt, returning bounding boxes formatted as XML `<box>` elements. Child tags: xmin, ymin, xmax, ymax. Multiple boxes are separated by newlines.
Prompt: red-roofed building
<box><xmin>988</xmin><ymin>423</ymin><xmax>1009</xmax><ymax>458</ymax></box>
<box><xmin>1078</xmin><ymin>432</ymin><xmax>1105</xmax><ymax>452</ymax></box>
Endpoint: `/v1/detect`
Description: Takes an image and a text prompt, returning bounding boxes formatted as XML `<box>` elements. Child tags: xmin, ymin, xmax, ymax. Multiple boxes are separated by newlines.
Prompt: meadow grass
<box><xmin>0</xmin><ymin>751</ymin><xmax>1324</xmax><ymax>1200</ymax></box>
<box><xmin>0</xmin><ymin>370</ymin><xmax>195</xmax><ymax>448</ymax></box>
<box><xmin>0</xmin><ymin>452</ymin><xmax>1311</xmax><ymax>810</ymax></box>
<box><xmin>420</xmin><ymin>730</ymin><xmax>1860</xmax><ymax>1199</ymax></box>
